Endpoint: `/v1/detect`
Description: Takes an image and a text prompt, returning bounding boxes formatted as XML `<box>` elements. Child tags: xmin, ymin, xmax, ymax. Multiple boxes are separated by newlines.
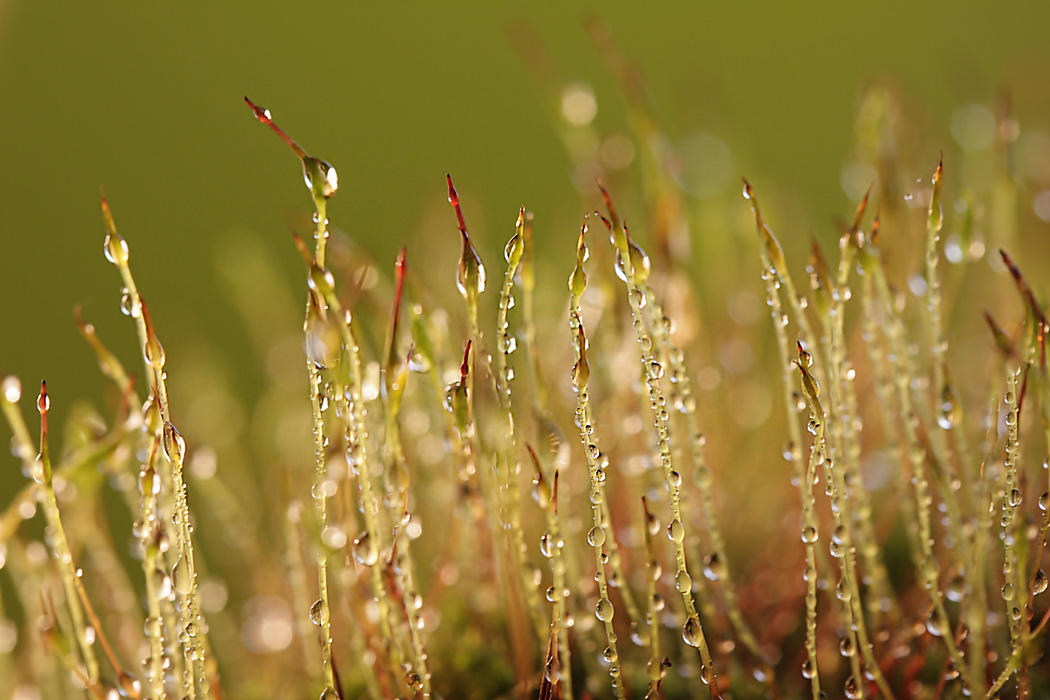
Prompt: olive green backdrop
<box><xmin>1</xmin><ymin>2</ymin><xmax>1048</xmax><ymax>462</ymax></box>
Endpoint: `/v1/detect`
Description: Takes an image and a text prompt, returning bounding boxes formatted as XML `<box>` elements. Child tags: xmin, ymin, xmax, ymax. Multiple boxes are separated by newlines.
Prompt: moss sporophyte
<box><xmin>2</xmin><ymin>71</ymin><xmax>1050</xmax><ymax>700</ymax></box>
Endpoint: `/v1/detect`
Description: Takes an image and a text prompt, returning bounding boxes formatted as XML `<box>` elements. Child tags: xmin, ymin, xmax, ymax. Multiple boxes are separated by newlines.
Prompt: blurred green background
<box><xmin>1</xmin><ymin>3</ymin><xmax>1049</xmax><ymax>497</ymax></box>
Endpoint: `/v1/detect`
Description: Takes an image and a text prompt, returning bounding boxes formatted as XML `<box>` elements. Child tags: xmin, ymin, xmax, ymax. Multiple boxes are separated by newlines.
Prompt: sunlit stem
<box><xmin>34</xmin><ymin>382</ymin><xmax>100</xmax><ymax>684</ymax></box>
<box><xmin>139</xmin><ymin>442</ymin><xmax>169</xmax><ymax>700</ymax></box>
<box><xmin>641</xmin><ymin>498</ymin><xmax>664</xmax><ymax>700</ymax></box>
<box><xmin>869</xmin><ymin>253</ymin><xmax>976</xmax><ymax>694</ymax></box>
<box><xmin>494</xmin><ymin>208</ymin><xmax>547</xmax><ymax>642</ymax></box>
<box><xmin>570</xmin><ymin>313</ymin><xmax>625</xmax><ymax>700</ymax></box>
<box><xmin>311</xmin><ymin>268</ymin><xmax>403</xmax><ymax>683</ymax></box>
<box><xmin>597</xmin><ymin>189</ymin><xmax>719</xmax><ymax>696</ymax></box>
<box><xmin>642</xmin><ymin>278</ymin><xmax>769</xmax><ymax>668</ymax></box>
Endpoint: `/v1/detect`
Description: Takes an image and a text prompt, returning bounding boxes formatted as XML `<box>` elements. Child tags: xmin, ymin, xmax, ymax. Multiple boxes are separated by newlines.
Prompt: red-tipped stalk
<box><xmin>446</xmin><ymin>174</ymin><xmax>468</xmax><ymax>237</ymax></box>
<box><xmin>244</xmin><ymin>97</ymin><xmax>308</xmax><ymax>159</ymax></box>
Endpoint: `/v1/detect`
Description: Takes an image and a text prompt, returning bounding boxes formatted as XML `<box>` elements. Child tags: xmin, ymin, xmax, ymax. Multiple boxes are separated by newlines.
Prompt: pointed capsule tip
<box><xmin>446</xmin><ymin>174</ymin><xmax>458</xmax><ymax>204</ymax></box>
<box><xmin>244</xmin><ymin>96</ymin><xmax>272</xmax><ymax>123</ymax></box>
<box><xmin>459</xmin><ymin>340</ymin><xmax>472</xmax><ymax>379</ymax></box>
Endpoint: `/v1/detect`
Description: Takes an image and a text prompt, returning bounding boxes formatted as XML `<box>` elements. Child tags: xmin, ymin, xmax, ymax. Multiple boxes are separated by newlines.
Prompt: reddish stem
<box><xmin>446</xmin><ymin>174</ymin><xmax>469</xmax><ymax>239</ymax></box>
<box><xmin>244</xmin><ymin>96</ymin><xmax>307</xmax><ymax>159</ymax></box>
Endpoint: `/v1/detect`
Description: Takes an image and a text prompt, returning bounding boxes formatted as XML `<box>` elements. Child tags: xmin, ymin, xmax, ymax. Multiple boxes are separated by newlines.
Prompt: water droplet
<box><xmin>171</xmin><ymin>557</ymin><xmax>192</xmax><ymax>596</ymax></box>
<box><xmin>1034</xmin><ymin>570</ymin><xmax>1048</xmax><ymax>595</ymax></box>
<box><xmin>1002</xmin><ymin>583</ymin><xmax>1016</xmax><ymax>601</ymax></box>
<box><xmin>946</xmin><ymin>575</ymin><xmax>966</xmax><ymax>602</ymax></box>
<box><xmin>162</xmin><ymin>422</ymin><xmax>186</xmax><ymax>465</ymax></box>
<box><xmin>648</xmin><ymin>361</ymin><xmax>664</xmax><ymax>379</ymax></box>
<box><xmin>595</xmin><ymin>597</ymin><xmax>614</xmax><ymax>622</ymax></box>
<box><xmin>801</xmin><ymin>659</ymin><xmax>814</xmax><ymax>679</ymax></box>
<box><xmin>310</xmin><ymin>599</ymin><xmax>330</xmax><ymax>627</ymax></box>
<box><xmin>119</xmin><ymin>289</ymin><xmax>140</xmax><ymax>317</ymax></box>
<box><xmin>1009</xmin><ymin>488</ymin><xmax>1022</xmax><ymax>507</ymax></box>
<box><xmin>303</xmin><ymin>158</ymin><xmax>339</xmax><ymax>199</ymax></box>
<box><xmin>844</xmin><ymin>674</ymin><xmax>862</xmax><ymax>700</ymax></box>
<box><xmin>675</xmin><ymin>571</ymin><xmax>692</xmax><ymax>593</ymax></box>
<box><xmin>503</xmin><ymin>335</ymin><xmax>517</xmax><ymax>354</ymax></box>
<box><xmin>104</xmin><ymin>234</ymin><xmax>129</xmax><ymax>266</ymax></box>
<box><xmin>352</xmin><ymin>533</ymin><xmax>378</xmax><ymax>567</ymax></box>
<box><xmin>587</xmin><ymin>526</ymin><xmax>606</xmax><ymax>547</ymax></box>
<box><xmin>630</xmin><ymin>621</ymin><xmax>649</xmax><ymax>646</ymax></box>
<box><xmin>1040</xmin><ymin>492</ymin><xmax>1049</xmax><ymax>512</ymax></box>
<box><xmin>667</xmin><ymin>519</ymin><xmax>686</xmax><ymax>543</ymax></box>
<box><xmin>801</xmin><ymin>525</ymin><xmax>818</xmax><ymax>544</ymax></box>
<box><xmin>702</xmin><ymin>553</ymin><xmax>725</xmax><ymax>581</ymax></box>
<box><xmin>319</xmin><ymin>687</ymin><xmax>338</xmax><ymax>700</ymax></box>
<box><xmin>682</xmin><ymin>617</ymin><xmax>703</xmax><ymax>648</ymax></box>
<box><xmin>155</xmin><ymin>573</ymin><xmax>172</xmax><ymax>600</ymax></box>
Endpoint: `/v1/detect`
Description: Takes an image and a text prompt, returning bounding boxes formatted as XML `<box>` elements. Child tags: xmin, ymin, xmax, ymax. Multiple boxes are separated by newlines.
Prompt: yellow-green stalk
<box><xmin>495</xmin><ymin>207</ymin><xmax>547</xmax><ymax>642</ymax></box>
<box><xmin>867</xmin><ymin>228</ymin><xmax>975</xmax><ymax>694</ymax></box>
<box><xmin>641</xmin><ymin>497</ymin><xmax>666</xmax><ymax>700</ymax></box>
<box><xmin>822</xmin><ymin>196</ymin><xmax>896</xmax><ymax>625</ymax></box>
<box><xmin>33</xmin><ymin>382</ymin><xmax>100</xmax><ymax>685</ymax></box>
<box><xmin>796</xmin><ymin>346</ymin><xmax>894</xmax><ymax>700</ymax></box>
<box><xmin>743</xmin><ymin>182</ymin><xmax>820</xmax><ymax>698</ymax></box>
<box><xmin>987</xmin><ymin>369</ymin><xmax>1025</xmax><ymax>697</ymax></box>
<box><xmin>568</xmin><ymin>220</ymin><xmax>625</xmax><ymax>700</ymax></box>
<box><xmin>599</xmin><ymin>185</ymin><xmax>719</xmax><ymax>697</ymax></box>
<box><xmin>530</xmin><ymin>456</ymin><xmax>573</xmax><ymax>700</ymax></box>
<box><xmin>246</xmin><ymin>96</ymin><xmax>342</xmax><ymax>697</ymax></box>
<box><xmin>640</xmin><ymin>278</ymin><xmax>768</xmax><ymax>668</ymax></box>
<box><xmin>382</xmin><ymin>249</ymin><xmax>432</xmax><ymax>697</ymax></box>
<box><xmin>302</xmin><ymin>254</ymin><xmax>404</xmax><ymax>688</ymax></box>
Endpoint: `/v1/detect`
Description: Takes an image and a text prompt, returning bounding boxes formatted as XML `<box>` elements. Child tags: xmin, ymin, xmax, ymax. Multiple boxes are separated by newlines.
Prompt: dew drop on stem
<box><xmin>309</xmin><ymin>599</ymin><xmax>329</xmax><ymax>627</ymax></box>
<box><xmin>1034</xmin><ymin>570</ymin><xmax>1048</xmax><ymax>595</ymax></box>
<box><xmin>171</xmin><ymin>556</ymin><xmax>192</xmax><ymax>596</ymax></box>
<box><xmin>595</xmin><ymin>597</ymin><xmax>614</xmax><ymax>622</ymax></box>
<box><xmin>682</xmin><ymin>617</ymin><xmax>702</xmax><ymax>648</ymax></box>
<box><xmin>352</xmin><ymin>532</ymin><xmax>378</xmax><ymax>567</ymax></box>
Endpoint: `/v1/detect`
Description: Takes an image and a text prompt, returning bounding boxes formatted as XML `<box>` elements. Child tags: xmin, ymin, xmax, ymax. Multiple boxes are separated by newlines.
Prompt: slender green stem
<box><xmin>598</xmin><ymin>191</ymin><xmax>719</xmax><ymax>695</ymax></box>
<box><xmin>34</xmin><ymin>383</ymin><xmax>100</xmax><ymax>685</ymax></box>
